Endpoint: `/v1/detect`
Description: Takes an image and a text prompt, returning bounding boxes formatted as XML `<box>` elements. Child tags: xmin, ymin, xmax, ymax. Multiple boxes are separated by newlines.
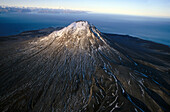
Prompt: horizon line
<box><xmin>1</xmin><ymin>5</ymin><xmax>170</xmax><ymax>19</ymax></box>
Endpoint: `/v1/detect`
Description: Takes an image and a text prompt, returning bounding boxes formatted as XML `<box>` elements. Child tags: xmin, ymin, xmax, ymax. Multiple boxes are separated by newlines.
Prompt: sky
<box><xmin>0</xmin><ymin>0</ymin><xmax>170</xmax><ymax>17</ymax></box>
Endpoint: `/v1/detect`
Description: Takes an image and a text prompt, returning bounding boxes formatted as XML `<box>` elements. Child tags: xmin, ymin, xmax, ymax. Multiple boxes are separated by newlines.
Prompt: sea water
<box><xmin>0</xmin><ymin>12</ymin><xmax>170</xmax><ymax>46</ymax></box>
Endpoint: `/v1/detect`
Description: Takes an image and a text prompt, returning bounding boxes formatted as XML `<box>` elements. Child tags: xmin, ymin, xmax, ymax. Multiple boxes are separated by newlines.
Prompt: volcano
<box><xmin>0</xmin><ymin>21</ymin><xmax>170</xmax><ymax>112</ymax></box>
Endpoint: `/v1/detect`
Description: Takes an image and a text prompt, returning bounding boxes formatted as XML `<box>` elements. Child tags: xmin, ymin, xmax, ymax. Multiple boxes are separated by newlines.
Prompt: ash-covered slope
<box><xmin>0</xmin><ymin>21</ymin><xmax>169</xmax><ymax>112</ymax></box>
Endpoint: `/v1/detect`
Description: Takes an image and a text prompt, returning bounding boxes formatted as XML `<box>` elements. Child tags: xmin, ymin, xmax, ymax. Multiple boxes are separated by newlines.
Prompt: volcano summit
<box><xmin>0</xmin><ymin>21</ymin><xmax>170</xmax><ymax>112</ymax></box>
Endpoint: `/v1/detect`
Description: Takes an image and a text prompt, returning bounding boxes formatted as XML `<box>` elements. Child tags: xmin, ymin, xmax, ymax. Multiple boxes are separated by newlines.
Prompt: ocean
<box><xmin>0</xmin><ymin>12</ymin><xmax>170</xmax><ymax>46</ymax></box>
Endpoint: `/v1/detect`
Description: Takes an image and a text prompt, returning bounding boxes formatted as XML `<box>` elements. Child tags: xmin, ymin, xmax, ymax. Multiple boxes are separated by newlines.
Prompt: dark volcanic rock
<box><xmin>0</xmin><ymin>21</ymin><xmax>169</xmax><ymax>112</ymax></box>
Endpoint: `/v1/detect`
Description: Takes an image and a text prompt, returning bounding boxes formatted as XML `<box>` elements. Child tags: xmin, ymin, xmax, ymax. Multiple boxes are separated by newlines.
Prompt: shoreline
<box><xmin>0</xmin><ymin>27</ymin><xmax>169</xmax><ymax>47</ymax></box>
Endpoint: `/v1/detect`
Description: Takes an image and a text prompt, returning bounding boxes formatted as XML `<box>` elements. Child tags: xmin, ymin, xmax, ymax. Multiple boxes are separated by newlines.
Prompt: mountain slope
<box><xmin>0</xmin><ymin>21</ymin><xmax>169</xmax><ymax>112</ymax></box>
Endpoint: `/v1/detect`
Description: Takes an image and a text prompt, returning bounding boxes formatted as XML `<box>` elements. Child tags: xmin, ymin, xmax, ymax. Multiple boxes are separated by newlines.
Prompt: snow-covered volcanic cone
<box><xmin>0</xmin><ymin>21</ymin><xmax>169</xmax><ymax>112</ymax></box>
